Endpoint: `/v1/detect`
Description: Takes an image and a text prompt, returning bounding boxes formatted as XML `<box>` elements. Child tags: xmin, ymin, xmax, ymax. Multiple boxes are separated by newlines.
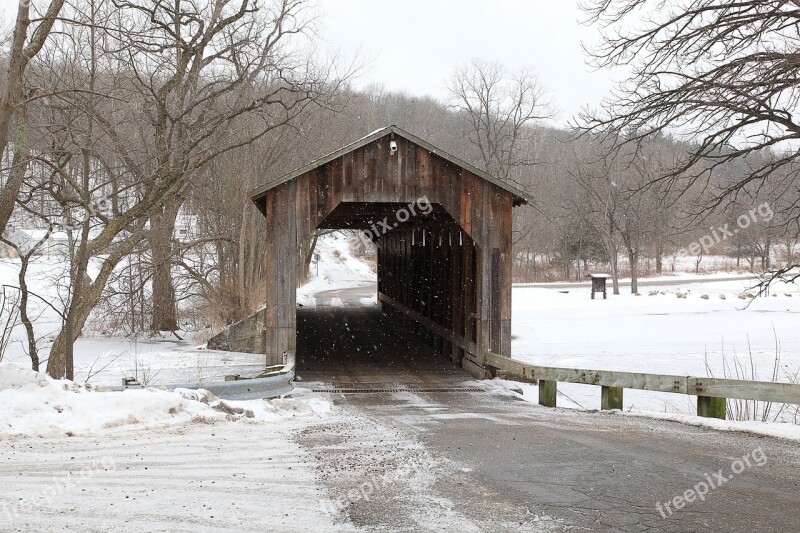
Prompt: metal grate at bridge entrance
<box><xmin>311</xmin><ymin>387</ymin><xmax>486</xmax><ymax>394</ymax></box>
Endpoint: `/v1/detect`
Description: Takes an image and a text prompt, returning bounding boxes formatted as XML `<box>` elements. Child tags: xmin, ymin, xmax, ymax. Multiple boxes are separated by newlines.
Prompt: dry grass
<box><xmin>705</xmin><ymin>330</ymin><xmax>799</xmax><ymax>424</ymax></box>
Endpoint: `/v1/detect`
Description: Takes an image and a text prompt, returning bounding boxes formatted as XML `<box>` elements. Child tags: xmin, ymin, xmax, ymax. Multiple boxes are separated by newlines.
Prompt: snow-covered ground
<box><xmin>0</xmin><ymin>421</ymin><xmax>353</xmax><ymax>532</ymax></box>
<box><xmin>296</xmin><ymin>232</ymin><xmax>376</xmax><ymax>308</ymax></box>
<box><xmin>510</xmin><ymin>277</ymin><xmax>800</xmax><ymax>424</ymax></box>
<box><xmin>1</xmin><ymin>232</ymin><xmax>799</xmax><ymax>440</ymax></box>
<box><xmin>0</xmin><ymin>361</ymin><xmax>346</xmax><ymax>530</ymax></box>
<box><xmin>0</xmin><ymin>362</ymin><xmax>331</xmax><ymax>439</ymax></box>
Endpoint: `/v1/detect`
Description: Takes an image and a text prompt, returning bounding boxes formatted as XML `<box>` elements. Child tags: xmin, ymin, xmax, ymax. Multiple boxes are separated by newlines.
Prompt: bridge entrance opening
<box><xmin>246</xmin><ymin>126</ymin><xmax>529</xmax><ymax>381</ymax></box>
<box><xmin>294</xmin><ymin>203</ymin><xmax>480</xmax><ymax>386</ymax></box>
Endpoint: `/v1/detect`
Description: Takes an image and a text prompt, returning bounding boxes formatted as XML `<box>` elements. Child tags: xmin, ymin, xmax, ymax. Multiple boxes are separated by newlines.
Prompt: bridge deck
<box><xmin>296</xmin><ymin>296</ymin><xmax>469</xmax><ymax>387</ymax></box>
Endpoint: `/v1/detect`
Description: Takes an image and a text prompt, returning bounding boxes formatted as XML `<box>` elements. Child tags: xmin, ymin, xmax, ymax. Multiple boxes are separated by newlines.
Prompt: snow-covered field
<box><xmin>510</xmin><ymin>276</ymin><xmax>800</xmax><ymax>423</ymax></box>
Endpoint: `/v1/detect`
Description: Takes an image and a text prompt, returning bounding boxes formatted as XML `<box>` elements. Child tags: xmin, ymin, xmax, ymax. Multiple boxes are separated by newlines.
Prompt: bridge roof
<box><xmin>249</xmin><ymin>125</ymin><xmax>532</xmax><ymax>206</ymax></box>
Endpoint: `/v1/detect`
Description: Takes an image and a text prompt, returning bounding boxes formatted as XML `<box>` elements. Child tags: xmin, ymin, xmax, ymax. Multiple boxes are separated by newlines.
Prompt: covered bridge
<box><xmin>247</xmin><ymin>125</ymin><xmax>530</xmax><ymax>378</ymax></box>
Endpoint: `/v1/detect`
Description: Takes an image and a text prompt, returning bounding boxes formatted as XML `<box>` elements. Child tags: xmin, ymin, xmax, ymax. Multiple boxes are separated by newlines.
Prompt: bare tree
<box><xmin>0</xmin><ymin>286</ymin><xmax>21</xmax><ymax>363</ymax></box>
<box><xmin>447</xmin><ymin>59</ymin><xmax>551</xmax><ymax>186</ymax></box>
<box><xmin>0</xmin><ymin>0</ymin><xmax>65</xmax><ymax>237</ymax></box>
<box><xmin>27</xmin><ymin>0</ymin><xmax>340</xmax><ymax>378</ymax></box>
<box><xmin>567</xmin><ymin>137</ymin><xmax>624</xmax><ymax>293</ymax></box>
<box><xmin>1</xmin><ymin>222</ymin><xmax>53</xmax><ymax>370</ymax></box>
<box><xmin>579</xmin><ymin>0</ymin><xmax>800</xmax><ymax>282</ymax></box>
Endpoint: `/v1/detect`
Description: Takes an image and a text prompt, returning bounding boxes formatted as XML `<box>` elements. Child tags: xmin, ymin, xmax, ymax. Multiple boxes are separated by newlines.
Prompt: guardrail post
<box><xmin>697</xmin><ymin>396</ymin><xmax>726</xmax><ymax>419</ymax></box>
<box><xmin>539</xmin><ymin>380</ymin><xmax>557</xmax><ymax>407</ymax></box>
<box><xmin>601</xmin><ymin>386</ymin><xmax>623</xmax><ymax>410</ymax></box>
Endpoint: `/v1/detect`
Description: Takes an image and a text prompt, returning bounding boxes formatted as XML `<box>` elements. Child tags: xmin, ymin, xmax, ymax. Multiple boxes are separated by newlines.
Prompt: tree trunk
<box><xmin>18</xmin><ymin>252</ymin><xmax>39</xmax><ymax>371</ymax></box>
<box><xmin>0</xmin><ymin>97</ymin><xmax>29</xmax><ymax>236</ymax></box>
<box><xmin>298</xmin><ymin>233</ymin><xmax>319</xmax><ymax>285</ymax></box>
<box><xmin>149</xmin><ymin>207</ymin><xmax>179</xmax><ymax>332</ymax></box>
<box><xmin>0</xmin><ymin>0</ymin><xmax>65</xmax><ymax>237</ymax></box>
<box><xmin>0</xmin><ymin>2</ymin><xmax>31</xmax><ymax>237</ymax></box>
<box><xmin>48</xmin><ymin>235</ymin><xmax>145</xmax><ymax>378</ymax></box>
<box><xmin>655</xmin><ymin>239</ymin><xmax>663</xmax><ymax>274</ymax></box>
<box><xmin>609</xmin><ymin>251</ymin><xmax>620</xmax><ymax>295</ymax></box>
<box><xmin>628</xmin><ymin>247</ymin><xmax>638</xmax><ymax>294</ymax></box>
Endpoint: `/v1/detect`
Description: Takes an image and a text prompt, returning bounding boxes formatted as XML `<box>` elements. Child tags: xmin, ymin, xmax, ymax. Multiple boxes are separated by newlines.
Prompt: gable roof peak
<box><xmin>249</xmin><ymin>125</ymin><xmax>532</xmax><ymax>205</ymax></box>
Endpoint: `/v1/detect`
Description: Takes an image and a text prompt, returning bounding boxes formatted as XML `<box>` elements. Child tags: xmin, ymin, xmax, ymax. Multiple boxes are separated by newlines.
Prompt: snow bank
<box><xmin>618</xmin><ymin>409</ymin><xmax>800</xmax><ymax>442</ymax></box>
<box><xmin>484</xmin><ymin>378</ymin><xmax>800</xmax><ymax>442</ymax></box>
<box><xmin>0</xmin><ymin>362</ymin><xmax>331</xmax><ymax>439</ymax></box>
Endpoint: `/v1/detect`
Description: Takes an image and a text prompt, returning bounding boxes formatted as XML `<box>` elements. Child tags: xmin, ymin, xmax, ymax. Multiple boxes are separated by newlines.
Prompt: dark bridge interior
<box><xmin>296</xmin><ymin>307</ymin><xmax>469</xmax><ymax>386</ymax></box>
<box><xmin>295</xmin><ymin>202</ymin><xmax>478</xmax><ymax>386</ymax></box>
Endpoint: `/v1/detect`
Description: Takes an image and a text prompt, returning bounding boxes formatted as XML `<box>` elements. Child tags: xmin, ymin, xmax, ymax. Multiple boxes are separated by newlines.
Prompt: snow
<box><xmin>483</xmin><ymin>378</ymin><xmax>800</xmax><ymax>441</ymax></box>
<box><xmin>510</xmin><ymin>277</ymin><xmax>800</xmax><ymax>423</ymax></box>
<box><xmin>0</xmin><ymin>420</ymin><xmax>352</xmax><ymax>532</ymax></box>
<box><xmin>618</xmin><ymin>410</ymin><xmax>800</xmax><ymax>441</ymax></box>
<box><xmin>296</xmin><ymin>232</ymin><xmax>376</xmax><ymax>308</ymax></box>
<box><xmin>511</xmin><ymin>277</ymin><xmax>799</xmax><ymax>377</ymax></box>
<box><xmin>1</xmin><ymin>230</ymin><xmax>798</xmax><ymax>444</ymax></box>
<box><xmin>0</xmin><ymin>361</ymin><xmax>331</xmax><ymax>439</ymax></box>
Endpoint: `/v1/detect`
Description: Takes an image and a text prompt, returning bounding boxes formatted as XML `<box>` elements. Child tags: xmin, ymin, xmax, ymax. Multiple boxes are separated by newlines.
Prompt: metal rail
<box><xmin>109</xmin><ymin>352</ymin><xmax>296</xmax><ymax>401</ymax></box>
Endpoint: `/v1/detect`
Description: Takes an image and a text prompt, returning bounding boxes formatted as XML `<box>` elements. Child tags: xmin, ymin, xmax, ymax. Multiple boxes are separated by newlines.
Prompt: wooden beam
<box><xmin>688</xmin><ymin>377</ymin><xmax>800</xmax><ymax>404</ymax></box>
<box><xmin>539</xmin><ymin>380</ymin><xmax>557</xmax><ymax>407</ymax></box>
<box><xmin>484</xmin><ymin>352</ymin><xmax>800</xmax><ymax>406</ymax></box>
<box><xmin>378</xmin><ymin>291</ymin><xmax>479</xmax><ymax>359</ymax></box>
<box><xmin>484</xmin><ymin>352</ymin><xmax>687</xmax><ymax>394</ymax></box>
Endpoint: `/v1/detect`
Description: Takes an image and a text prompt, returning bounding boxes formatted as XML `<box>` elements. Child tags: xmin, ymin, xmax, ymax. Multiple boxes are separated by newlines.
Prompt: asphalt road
<box><xmin>294</xmin><ymin>288</ymin><xmax>800</xmax><ymax>532</ymax></box>
<box><xmin>298</xmin><ymin>387</ymin><xmax>800</xmax><ymax>532</ymax></box>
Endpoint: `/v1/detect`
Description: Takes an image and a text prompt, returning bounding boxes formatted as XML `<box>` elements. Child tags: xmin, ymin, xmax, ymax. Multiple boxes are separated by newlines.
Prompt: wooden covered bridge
<box><xmin>242</xmin><ymin>126</ymin><xmax>531</xmax><ymax>378</ymax></box>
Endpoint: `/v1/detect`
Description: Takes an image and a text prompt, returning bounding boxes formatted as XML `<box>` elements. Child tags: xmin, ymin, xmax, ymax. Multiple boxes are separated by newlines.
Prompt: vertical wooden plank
<box><xmin>539</xmin><ymin>380</ymin><xmax>557</xmax><ymax>408</ymax></box>
<box><xmin>365</xmin><ymin>139</ymin><xmax>379</xmax><ymax>201</ymax></box>
<box><xmin>353</xmin><ymin>145</ymin><xmax>365</xmax><ymax>202</ymax></box>
<box><xmin>264</xmin><ymin>182</ymin><xmax>296</xmax><ymax>365</ymax></box>
<box><xmin>404</xmin><ymin>140</ymin><xmax>416</xmax><ymax>199</ymax></box>
<box><xmin>460</xmin><ymin>174</ymin><xmax>473</xmax><ymax>237</ymax></box>
<box><xmin>601</xmin><ymin>386</ymin><xmax>624</xmax><ymax>410</ymax></box>
<box><xmin>262</xmin><ymin>190</ymin><xmax>279</xmax><ymax>366</ymax></box>
<box><xmin>462</xmin><ymin>240</ymin><xmax>475</xmax><ymax>359</ymax></box>
<box><xmin>500</xmin><ymin>192</ymin><xmax>513</xmax><ymax>356</ymax></box>
<box><xmin>296</xmin><ymin>175</ymin><xmax>310</xmax><ymax>239</ymax></box>
<box><xmin>342</xmin><ymin>151</ymin><xmax>354</xmax><ymax>202</ymax></box>
<box><xmin>697</xmin><ymin>396</ymin><xmax>727</xmax><ymax>419</ymax></box>
<box><xmin>308</xmin><ymin>168</ymin><xmax>319</xmax><ymax>229</ymax></box>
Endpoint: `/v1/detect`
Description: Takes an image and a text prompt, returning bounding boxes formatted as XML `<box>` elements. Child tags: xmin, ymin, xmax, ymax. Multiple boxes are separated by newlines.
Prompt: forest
<box><xmin>1</xmin><ymin>0</ymin><xmax>798</xmax><ymax>379</ymax></box>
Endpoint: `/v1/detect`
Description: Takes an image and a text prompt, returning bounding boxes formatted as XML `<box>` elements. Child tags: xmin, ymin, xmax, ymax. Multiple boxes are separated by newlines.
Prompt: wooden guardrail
<box><xmin>378</xmin><ymin>292</ymin><xmax>479</xmax><ymax>356</ymax></box>
<box><xmin>483</xmin><ymin>352</ymin><xmax>800</xmax><ymax>420</ymax></box>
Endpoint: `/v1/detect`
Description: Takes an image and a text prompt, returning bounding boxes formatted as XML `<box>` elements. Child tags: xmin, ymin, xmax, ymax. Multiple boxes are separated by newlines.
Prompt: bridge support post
<box><xmin>539</xmin><ymin>380</ymin><xmax>557</xmax><ymax>408</ymax></box>
<box><xmin>697</xmin><ymin>396</ymin><xmax>726</xmax><ymax>419</ymax></box>
<box><xmin>601</xmin><ymin>386</ymin><xmax>623</xmax><ymax>410</ymax></box>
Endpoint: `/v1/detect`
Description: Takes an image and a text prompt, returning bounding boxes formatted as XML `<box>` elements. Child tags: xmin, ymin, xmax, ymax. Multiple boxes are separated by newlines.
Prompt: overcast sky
<box><xmin>1</xmin><ymin>0</ymin><xmax>618</xmax><ymax>126</ymax></box>
<box><xmin>317</xmin><ymin>0</ymin><xmax>617</xmax><ymax>126</ymax></box>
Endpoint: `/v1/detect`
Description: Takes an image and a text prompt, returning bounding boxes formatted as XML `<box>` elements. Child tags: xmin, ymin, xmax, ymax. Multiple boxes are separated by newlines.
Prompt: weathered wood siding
<box><xmin>257</xmin><ymin>133</ymin><xmax>515</xmax><ymax>370</ymax></box>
